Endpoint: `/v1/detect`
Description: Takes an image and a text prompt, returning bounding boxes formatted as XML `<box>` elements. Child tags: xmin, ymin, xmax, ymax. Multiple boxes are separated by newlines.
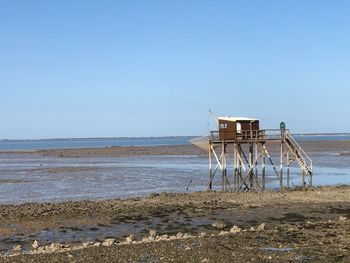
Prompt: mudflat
<box><xmin>1</xmin><ymin>186</ymin><xmax>350</xmax><ymax>262</ymax></box>
<box><xmin>2</xmin><ymin>139</ymin><xmax>350</xmax><ymax>157</ymax></box>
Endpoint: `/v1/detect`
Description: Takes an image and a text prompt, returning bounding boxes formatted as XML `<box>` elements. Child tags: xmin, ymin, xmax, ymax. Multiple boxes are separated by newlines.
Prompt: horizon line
<box><xmin>1</xmin><ymin>132</ymin><xmax>350</xmax><ymax>142</ymax></box>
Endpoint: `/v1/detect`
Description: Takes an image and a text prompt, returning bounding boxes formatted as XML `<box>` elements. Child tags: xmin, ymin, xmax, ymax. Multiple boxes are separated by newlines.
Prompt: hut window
<box><xmin>220</xmin><ymin>123</ymin><xmax>227</xmax><ymax>129</ymax></box>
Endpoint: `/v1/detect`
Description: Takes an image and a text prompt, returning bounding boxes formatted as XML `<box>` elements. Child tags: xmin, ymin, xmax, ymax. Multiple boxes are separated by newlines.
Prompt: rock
<box><xmin>211</xmin><ymin>221</ymin><xmax>227</xmax><ymax>229</ymax></box>
<box><xmin>82</xmin><ymin>242</ymin><xmax>93</xmax><ymax>247</ymax></box>
<box><xmin>218</xmin><ymin>231</ymin><xmax>229</xmax><ymax>235</ymax></box>
<box><xmin>13</xmin><ymin>245</ymin><xmax>22</xmax><ymax>252</ymax></box>
<box><xmin>176</xmin><ymin>232</ymin><xmax>184</xmax><ymax>239</ymax></box>
<box><xmin>339</xmin><ymin>216</ymin><xmax>347</xmax><ymax>222</ymax></box>
<box><xmin>149</xmin><ymin>229</ymin><xmax>157</xmax><ymax>238</ymax></box>
<box><xmin>230</xmin><ymin>225</ymin><xmax>241</xmax><ymax>234</ymax></box>
<box><xmin>46</xmin><ymin>243</ymin><xmax>62</xmax><ymax>252</ymax></box>
<box><xmin>257</xmin><ymin>223</ymin><xmax>266</xmax><ymax>231</ymax></box>
<box><xmin>250</xmin><ymin>226</ymin><xmax>255</xmax><ymax>232</ymax></box>
<box><xmin>200</xmin><ymin>232</ymin><xmax>207</xmax><ymax>237</ymax></box>
<box><xmin>93</xmin><ymin>242</ymin><xmax>101</xmax><ymax>247</ymax></box>
<box><xmin>158</xmin><ymin>234</ymin><xmax>168</xmax><ymax>241</ymax></box>
<box><xmin>32</xmin><ymin>240</ymin><xmax>39</xmax><ymax>249</ymax></box>
<box><xmin>182</xmin><ymin>233</ymin><xmax>191</xmax><ymax>238</ymax></box>
<box><xmin>102</xmin><ymin>238</ymin><xmax>115</xmax><ymax>247</ymax></box>
<box><xmin>141</xmin><ymin>237</ymin><xmax>149</xmax><ymax>242</ymax></box>
<box><xmin>126</xmin><ymin>234</ymin><xmax>135</xmax><ymax>244</ymax></box>
<box><xmin>37</xmin><ymin>247</ymin><xmax>46</xmax><ymax>253</ymax></box>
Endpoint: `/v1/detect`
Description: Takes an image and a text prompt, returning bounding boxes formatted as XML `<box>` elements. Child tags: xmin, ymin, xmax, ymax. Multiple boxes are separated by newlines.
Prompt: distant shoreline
<box><xmin>1</xmin><ymin>133</ymin><xmax>350</xmax><ymax>142</ymax></box>
<box><xmin>1</xmin><ymin>140</ymin><xmax>350</xmax><ymax>157</ymax></box>
<box><xmin>0</xmin><ymin>135</ymin><xmax>197</xmax><ymax>142</ymax></box>
<box><xmin>293</xmin><ymin>132</ymin><xmax>350</xmax><ymax>136</ymax></box>
<box><xmin>0</xmin><ymin>134</ymin><xmax>350</xmax><ymax>151</ymax></box>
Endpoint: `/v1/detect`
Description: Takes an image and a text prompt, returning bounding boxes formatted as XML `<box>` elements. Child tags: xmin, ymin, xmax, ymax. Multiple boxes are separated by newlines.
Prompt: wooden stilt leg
<box><xmin>309</xmin><ymin>171</ymin><xmax>312</xmax><ymax>190</ymax></box>
<box><xmin>286</xmin><ymin>151</ymin><xmax>290</xmax><ymax>190</ymax></box>
<box><xmin>249</xmin><ymin>144</ymin><xmax>253</xmax><ymax>188</ymax></box>
<box><xmin>222</xmin><ymin>142</ymin><xmax>225</xmax><ymax>191</ymax></box>
<box><xmin>209</xmin><ymin>143</ymin><xmax>212</xmax><ymax>190</ymax></box>
<box><xmin>262</xmin><ymin>143</ymin><xmax>266</xmax><ymax>191</ymax></box>
<box><xmin>254</xmin><ymin>142</ymin><xmax>259</xmax><ymax>189</ymax></box>
<box><xmin>280</xmin><ymin>139</ymin><xmax>284</xmax><ymax>192</ymax></box>
<box><xmin>233</xmin><ymin>143</ymin><xmax>237</xmax><ymax>191</ymax></box>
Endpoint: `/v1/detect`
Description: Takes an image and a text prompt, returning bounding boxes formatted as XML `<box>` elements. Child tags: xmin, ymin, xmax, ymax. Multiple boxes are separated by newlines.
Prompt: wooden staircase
<box><xmin>284</xmin><ymin>131</ymin><xmax>313</xmax><ymax>175</ymax></box>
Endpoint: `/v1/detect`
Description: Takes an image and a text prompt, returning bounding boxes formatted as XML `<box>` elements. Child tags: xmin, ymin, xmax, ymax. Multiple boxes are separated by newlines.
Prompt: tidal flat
<box><xmin>1</xmin><ymin>186</ymin><xmax>350</xmax><ymax>262</ymax></box>
<box><xmin>0</xmin><ymin>141</ymin><xmax>350</xmax><ymax>262</ymax></box>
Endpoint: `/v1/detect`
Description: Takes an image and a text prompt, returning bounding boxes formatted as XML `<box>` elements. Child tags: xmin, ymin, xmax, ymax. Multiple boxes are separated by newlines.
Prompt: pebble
<box><xmin>160</xmin><ymin>234</ymin><xmax>169</xmax><ymax>240</ymax></box>
<box><xmin>176</xmin><ymin>232</ymin><xmax>184</xmax><ymax>239</ymax></box>
<box><xmin>257</xmin><ymin>223</ymin><xmax>266</xmax><ymax>231</ymax></box>
<box><xmin>339</xmin><ymin>216</ymin><xmax>347</xmax><ymax>222</ymax></box>
<box><xmin>169</xmin><ymin>235</ymin><xmax>177</xmax><ymax>240</ymax></box>
<box><xmin>32</xmin><ymin>240</ymin><xmax>39</xmax><ymax>249</ymax></box>
<box><xmin>230</xmin><ymin>225</ymin><xmax>242</xmax><ymax>234</ymax></box>
<box><xmin>102</xmin><ymin>238</ymin><xmax>115</xmax><ymax>247</ymax></box>
<box><xmin>218</xmin><ymin>231</ymin><xmax>229</xmax><ymax>235</ymax></box>
<box><xmin>182</xmin><ymin>233</ymin><xmax>192</xmax><ymax>238</ymax></box>
<box><xmin>13</xmin><ymin>245</ymin><xmax>22</xmax><ymax>252</ymax></box>
<box><xmin>46</xmin><ymin>243</ymin><xmax>62</xmax><ymax>252</ymax></box>
<box><xmin>142</xmin><ymin>237</ymin><xmax>150</xmax><ymax>242</ymax></box>
<box><xmin>126</xmin><ymin>234</ymin><xmax>135</xmax><ymax>244</ymax></box>
<box><xmin>82</xmin><ymin>242</ymin><xmax>93</xmax><ymax>247</ymax></box>
<box><xmin>211</xmin><ymin>221</ymin><xmax>227</xmax><ymax>229</ymax></box>
<box><xmin>149</xmin><ymin>229</ymin><xmax>157</xmax><ymax>238</ymax></box>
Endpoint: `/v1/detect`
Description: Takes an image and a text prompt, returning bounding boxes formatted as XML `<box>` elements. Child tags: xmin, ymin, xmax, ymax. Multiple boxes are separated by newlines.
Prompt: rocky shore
<box><xmin>1</xmin><ymin>186</ymin><xmax>350</xmax><ymax>262</ymax></box>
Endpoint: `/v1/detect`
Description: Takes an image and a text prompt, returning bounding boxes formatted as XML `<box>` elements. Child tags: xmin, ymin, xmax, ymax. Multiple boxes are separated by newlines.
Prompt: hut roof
<box><xmin>218</xmin><ymin>116</ymin><xmax>259</xmax><ymax>122</ymax></box>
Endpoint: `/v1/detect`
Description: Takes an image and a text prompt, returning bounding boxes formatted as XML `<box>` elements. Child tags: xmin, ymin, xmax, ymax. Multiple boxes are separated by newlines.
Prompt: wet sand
<box><xmin>1</xmin><ymin>186</ymin><xmax>350</xmax><ymax>262</ymax></box>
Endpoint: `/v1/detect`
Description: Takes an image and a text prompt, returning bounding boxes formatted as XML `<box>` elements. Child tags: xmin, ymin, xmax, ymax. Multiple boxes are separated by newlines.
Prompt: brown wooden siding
<box><xmin>218</xmin><ymin>120</ymin><xmax>260</xmax><ymax>140</ymax></box>
<box><xmin>219</xmin><ymin>120</ymin><xmax>236</xmax><ymax>140</ymax></box>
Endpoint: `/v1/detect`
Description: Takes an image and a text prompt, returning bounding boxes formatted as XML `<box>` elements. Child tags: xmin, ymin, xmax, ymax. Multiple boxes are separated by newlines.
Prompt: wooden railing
<box><xmin>209</xmin><ymin>129</ymin><xmax>285</xmax><ymax>141</ymax></box>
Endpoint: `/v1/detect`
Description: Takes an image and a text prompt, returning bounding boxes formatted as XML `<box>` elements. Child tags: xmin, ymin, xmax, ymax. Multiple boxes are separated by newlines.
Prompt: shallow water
<box><xmin>0</xmin><ymin>149</ymin><xmax>350</xmax><ymax>204</ymax></box>
<box><xmin>0</xmin><ymin>135</ymin><xmax>350</xmax><ymax>151</ymax></box>
<box><xmin>0</xmin><ymin>137</ymin><xmax>194</xmax><ymax>151</ymax></box>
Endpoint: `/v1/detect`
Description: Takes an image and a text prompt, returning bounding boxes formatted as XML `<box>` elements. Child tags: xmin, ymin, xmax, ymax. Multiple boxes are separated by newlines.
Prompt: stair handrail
<box><xmin>284</xmin><ymin>130</ymin><xmax>313</xmax><ymax>172</ymax></box>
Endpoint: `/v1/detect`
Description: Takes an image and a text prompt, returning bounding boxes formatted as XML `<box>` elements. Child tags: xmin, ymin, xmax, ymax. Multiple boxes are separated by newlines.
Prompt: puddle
<box><xmin>295</xmin><ymin>255</ymin><xmax>312</xmax><ymax>261</ymax></box>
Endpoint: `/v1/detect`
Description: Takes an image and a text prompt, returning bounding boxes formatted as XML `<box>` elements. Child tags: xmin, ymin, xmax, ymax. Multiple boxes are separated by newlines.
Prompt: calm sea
<box><xmin>0</xmin><ymin>137</ymin><xmax>195</xmax><ymax>151</ymax></box>
<box><xmin>1</xmin><ymin>134</ymin><xmax>350</xmax><ymax>151</ymax></box>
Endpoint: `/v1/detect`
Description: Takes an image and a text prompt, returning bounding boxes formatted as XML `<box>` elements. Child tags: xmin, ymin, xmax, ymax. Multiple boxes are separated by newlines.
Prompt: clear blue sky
<box><xmin>1</xmin><ymin>1</ymin><xmax>349</xmax><ymax>139</ymax></box>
